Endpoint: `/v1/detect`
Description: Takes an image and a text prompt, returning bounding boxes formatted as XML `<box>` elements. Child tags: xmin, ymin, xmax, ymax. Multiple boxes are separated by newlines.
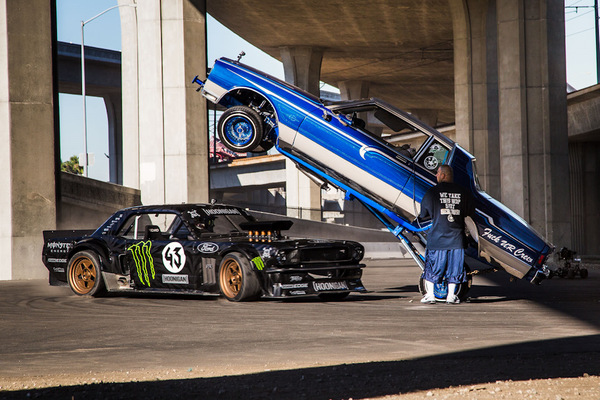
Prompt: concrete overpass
<box><xmin>57</xmin><ymin>42</ymin><xmax>123</xmax><ymax>184</ymax></box>
<box><xmin>0</xmin><ymin>0</ymin><xmax>593</xmax><ymax>280</ymax></box>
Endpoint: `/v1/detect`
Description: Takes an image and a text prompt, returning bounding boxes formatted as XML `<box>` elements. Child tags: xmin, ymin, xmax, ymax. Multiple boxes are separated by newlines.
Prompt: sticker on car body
<box><xmin>162</xmin><ymin>242</ymin><xmax>186</xmax><ymax>273</ymax></box>
<box><xmin>197</xmin><ymin>242</ymin><xmax>219</xmax><ymax>254</ymax></box>
<box><xmin>312</xmin><ymin>281</ymin><xmax>349</xmax><ymax>291</ymax></box>
<box><xmin>162</xmin><ymin>274</ymin><xmax>189</xmax><ymax>284</ymax></box>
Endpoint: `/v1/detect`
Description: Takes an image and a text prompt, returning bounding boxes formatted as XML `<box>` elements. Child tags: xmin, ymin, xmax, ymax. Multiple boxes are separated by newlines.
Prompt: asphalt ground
<box><xmin>0</xmin><ymin>259</ymin><xmax>599</xmax><ymax>399</ymax></box>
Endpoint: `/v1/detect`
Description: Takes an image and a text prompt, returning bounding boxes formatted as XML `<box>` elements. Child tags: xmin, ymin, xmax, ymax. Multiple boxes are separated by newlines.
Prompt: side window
<box><xmin>167</xmin><ymin>217</ymin><xmax>193</xmax><ymax>240</ymax></box>
<box><xmin>117</xmin><ymin>214</ymin><xmax>152</xmax><ymax>239</ymax></box>
<box><xmin>417</xmin><ymin>141</ymin><xmax>449</xmax><ymax>172</ymax></box>
<box><xmin>355</xmin><ymin>107</ymin><xmax>430</xmax><ymax>159</ymax></box>
<box><xmin>116</xmin><ymin>213</ymin><xmax>178</xmax><ymax>240</ymax></box>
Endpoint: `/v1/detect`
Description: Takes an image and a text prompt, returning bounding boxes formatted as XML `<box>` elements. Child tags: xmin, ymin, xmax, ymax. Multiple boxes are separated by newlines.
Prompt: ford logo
<box><xmin>198</xmin><ymin>242</ymin><xmax>219</xmax><ymax>254</ymax></box>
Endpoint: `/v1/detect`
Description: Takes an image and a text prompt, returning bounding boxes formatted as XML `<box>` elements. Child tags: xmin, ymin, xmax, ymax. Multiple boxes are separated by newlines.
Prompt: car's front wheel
<box><xmin>217</xmin><ymin>106</ymin><xmax>265</xmax><ymax>153</ymax></box>
<box><xmin>218</xmin><ymin>252</ymin><xmax>262</xmax><ymax>301</ymax></box>
<box><xmin>67</xmin><ymin>250</ymin><xmax>105</xmax><ymax>296</ymax></box>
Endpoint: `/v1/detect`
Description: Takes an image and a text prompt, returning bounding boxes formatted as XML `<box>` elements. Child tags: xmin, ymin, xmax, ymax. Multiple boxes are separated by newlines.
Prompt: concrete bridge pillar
<box><xmin>119</xmin><ymin>0</ymin><xmax>209</xmax><ymax>205</ymax></box>
<box><xmin>338</xmin><ymin>80</ymin><xmax>384</xmax><ymax>134</ymax></box>
<box><xmin>0</xmin><ymin>0</ymin><xmax>56</xmax><ymax>279</ymax></box>
<box><xmin>338</xmin><ymin>80</ymin><xmax>369</xmax><ymax>100</ymax></box>
<box><xmin>496</xmin><ymin>0</ymin><xmax>571</xmax><ymax>247</ymax></box>
<box><xmin>103</xmin><ymin>93</ymin><xmax>123</xmax><ymax>185</ymax></box>
<box><xmin>450</xmin><ymin>0</ymin><xmax>570</xmax><ymax>248</ymax></box>
<box><xmin>449</xmin><ymin>0</ymin><xmax>500</xmax><ymax>198</ymax></box>
<box><xmin>280</xmin><ymin>46</ymin><xmax>323</xmax><ymax>220</ymax></box>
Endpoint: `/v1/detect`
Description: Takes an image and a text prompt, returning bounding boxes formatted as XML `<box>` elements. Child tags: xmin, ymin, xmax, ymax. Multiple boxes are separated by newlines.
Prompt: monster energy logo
<box><xmin>128</xmin><ymin>241</ymin><xmax>155</xmax><ymax>286</ymax></box>
<box><xmin>252</xmin><ymin>256</ymin><xmax>265</xmax><ymax>271</ymax></box>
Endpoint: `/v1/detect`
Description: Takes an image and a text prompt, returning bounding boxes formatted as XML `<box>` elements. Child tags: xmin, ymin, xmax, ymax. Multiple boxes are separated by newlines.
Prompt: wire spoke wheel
<box><xmin>217</xmin><ymin>106</ymin><xmax>265</xmax><ymax>153</ymax></box>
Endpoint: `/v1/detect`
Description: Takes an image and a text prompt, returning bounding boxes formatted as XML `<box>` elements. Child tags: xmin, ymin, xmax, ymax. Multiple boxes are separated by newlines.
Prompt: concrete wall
<box><xmin>58</xmin><ymin>172</ymin><xmax>141</xmax><ymax>230</ymax></box>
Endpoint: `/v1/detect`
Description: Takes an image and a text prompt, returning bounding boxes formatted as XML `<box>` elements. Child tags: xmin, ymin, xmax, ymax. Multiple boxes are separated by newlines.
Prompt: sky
<box><xmin>56</xmin><ymin>0</ymin><xmax>599</xmax><ymax>181</ymax></box>
<box><xmin>56</xmin><ymin>0</ymin><xmax>285</xmax><ymax>181</ymax></box>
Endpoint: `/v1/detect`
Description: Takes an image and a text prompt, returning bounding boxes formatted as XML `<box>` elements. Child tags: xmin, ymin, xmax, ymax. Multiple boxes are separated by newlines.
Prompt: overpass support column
<box><xmin>496</xmin><ymin>0</ymin><xmax>571</xmax><ymax>247</ymax></box>
<box><xmin>449</xmin><ymin>0</ymin><xmax>500</xmax><ymax>198</ymax></box>
<box><xmin>103</xmin><ymin>93</ymin><xmax>123</xmax><ymax>185</ymax></box>
<box><xmin>119</xmin><ymin>0</ymin><xmax>208</xmax><ymax>205</ymax></box>
<box><xmin>0</xmin><ymin>0</ymin><xmax>56</xmax><ymax>279</ymax></box>
<box><xmin>280</xmin><ymin>46</ymin><xmax>323</xmax><ymax>220</ymax></box>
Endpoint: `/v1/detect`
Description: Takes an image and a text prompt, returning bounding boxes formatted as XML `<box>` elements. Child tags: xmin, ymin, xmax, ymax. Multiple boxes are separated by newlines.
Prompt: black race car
<box><xmin>42</xmin><ymin>204</ymin><xmax>366</xmax><ymax>301</ymax></box>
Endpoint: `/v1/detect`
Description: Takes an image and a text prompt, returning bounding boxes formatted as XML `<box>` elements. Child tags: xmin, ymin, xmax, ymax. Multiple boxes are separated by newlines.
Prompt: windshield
<box><xmin>183</xmin><ymin>207</ymin><xmax>253</xmax><ymax>237</ymax></box>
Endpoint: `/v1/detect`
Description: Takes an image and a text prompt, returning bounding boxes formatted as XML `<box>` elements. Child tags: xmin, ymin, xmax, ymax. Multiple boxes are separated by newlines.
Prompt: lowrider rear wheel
<box><xmin>218</xmin><ymin>252</ymin><xmax>261</xmax><ymax>302</ymax></box>
<box><xmin>67</xmin><ymin>250</ymin><xmax>105</xmax><ymax>297</ymax></box>
<box><xmin>218</xmin><ymin>106</ymin><xmax>265</xmax><ymax>153</ymax></box>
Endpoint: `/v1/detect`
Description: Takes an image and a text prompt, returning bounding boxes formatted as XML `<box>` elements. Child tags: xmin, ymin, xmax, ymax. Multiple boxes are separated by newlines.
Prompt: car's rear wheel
<box><xmin>67</xmin><ymin>250</ymin><xmax>105</xmax><ymax>296</ymax></box>
<box><xmin>218</xmin><ymin>252</ymin><xmax>261</xmax><ymax>301</ymax></box>
<box><xmin>217</xmin><ymin>106</ymin><xmax>264</xmax><ymax>153</ymax></box>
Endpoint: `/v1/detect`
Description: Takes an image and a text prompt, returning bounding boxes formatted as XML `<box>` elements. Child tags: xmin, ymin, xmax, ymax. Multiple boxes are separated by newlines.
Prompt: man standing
<box><xmin>418</xmin><ymin>164</ymin><xmax>474</xmax><ymax>304</ymax></box>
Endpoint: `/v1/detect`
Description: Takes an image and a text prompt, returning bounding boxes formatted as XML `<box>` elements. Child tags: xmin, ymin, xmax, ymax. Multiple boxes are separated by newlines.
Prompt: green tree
<box><xmin>61</xmin><ymin>155</ymin><xmax>83</xmax><ymax>175</ymax></box>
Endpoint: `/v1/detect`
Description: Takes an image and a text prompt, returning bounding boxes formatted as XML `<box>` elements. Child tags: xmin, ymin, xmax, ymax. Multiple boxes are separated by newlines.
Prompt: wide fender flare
<box><xmin>218</xmin><ymin>244</ymin><xmax>261</xmax><ymax>268</ymax></box>
<box><xmin>217</xmin><ymin>245</ymin><xmax>267</xmax><ymax>289</ymax></box>
<box><xmin>68</xmin><ymin>239</ymin><xmax>111</xmax><ymax>273</ymax></box>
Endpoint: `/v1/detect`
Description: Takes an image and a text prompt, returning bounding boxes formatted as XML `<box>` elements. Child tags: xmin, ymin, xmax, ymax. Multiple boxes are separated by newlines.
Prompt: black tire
<box><xmin>418</xmin><ymin>265</ymin><xmax>472</xmax><ymax>301</ymax></box>
<box><xmin>318</xmin><ymin>292</ymin><xmax>350</xmax><ymax>301</ymax></box>
<box><xmin>580</xmin><ymin>268</ymin><xmax>588</xmax><ymax>279</ymax></box>
<box><xmin>67</xmin><ymin>250</ymin><xmax>105</xmax><ymax>297</ymax></box>
<box><xmin>218</xmin><ymin>252</ymin><xmax>262</xmax><ymax>301</ymax></box>
<box><xmin>217</xmin><ymin>106</ymin><xmax>264</xmax><ymax>153</ymax></box>
<box><xmin>253</xmin><ymin>140</ymin><xmax>274</xmax><ymax>153</ymax></box>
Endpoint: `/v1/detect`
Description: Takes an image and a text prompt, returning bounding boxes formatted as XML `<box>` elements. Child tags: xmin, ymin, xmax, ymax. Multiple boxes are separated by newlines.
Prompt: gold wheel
<box><xmin>218</xmin><ymin>253</ymin><xmax>261</xmax><ymax>301</ymax></box>
<box><xmin>67</xmin><ymin>251</ymin><xmax>104</xmax><ymax>296</ymax></box>
<box><xmin>219</xmin><ymin>257</ymin><xmax>242</xmax><ymax>299</ymax></box>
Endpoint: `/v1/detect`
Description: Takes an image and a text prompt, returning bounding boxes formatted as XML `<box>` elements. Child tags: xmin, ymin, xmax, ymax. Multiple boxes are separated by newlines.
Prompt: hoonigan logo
<box><xmin>128</xmin><ymin>241</ymin><xmax>155</xmax><ymax>286</ymax></box>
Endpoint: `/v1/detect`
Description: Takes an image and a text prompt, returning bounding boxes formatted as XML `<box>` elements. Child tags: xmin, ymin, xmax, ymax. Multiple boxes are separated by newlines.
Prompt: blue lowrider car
<box><xmin>193</xmin><ymin>57</ymin><xmax>554</xmax><ymax>300</ymax></box>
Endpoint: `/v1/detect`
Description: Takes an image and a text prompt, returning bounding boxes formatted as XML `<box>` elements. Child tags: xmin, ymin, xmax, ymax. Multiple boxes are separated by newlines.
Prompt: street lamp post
<box><xmin>81</xmin><ymin>4</ymin><xmax>136</xmax><ymax>177</ymax></box>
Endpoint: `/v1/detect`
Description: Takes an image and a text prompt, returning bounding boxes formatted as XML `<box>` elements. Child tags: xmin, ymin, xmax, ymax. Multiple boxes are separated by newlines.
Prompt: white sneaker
<box><xmin>420</xmin><ymin>280</ymin><xmax>436</xmax><ymax>303</ymax></box>
<box><xmin>446</xmin><ymin>295</ymin><xmax>460</xmax><ymax>304</ymax></box>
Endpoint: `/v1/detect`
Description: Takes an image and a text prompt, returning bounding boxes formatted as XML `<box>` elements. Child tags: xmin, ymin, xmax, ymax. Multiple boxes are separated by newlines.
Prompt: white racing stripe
<box><xmin>293</xmin><ymin>133</ymin><xmax>418</xmax><ymax>217</ymax></box>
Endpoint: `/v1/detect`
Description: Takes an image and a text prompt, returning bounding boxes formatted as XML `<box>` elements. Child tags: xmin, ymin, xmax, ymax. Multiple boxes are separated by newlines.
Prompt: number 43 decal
<box><xmin>162</xmin><ymin>242</ymin><xmax>186</xmax><ymax>273</ymax></box>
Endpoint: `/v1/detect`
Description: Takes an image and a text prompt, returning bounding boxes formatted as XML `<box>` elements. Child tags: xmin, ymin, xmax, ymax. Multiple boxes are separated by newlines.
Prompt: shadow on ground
<box><xmin>4</xmin><ymin>335</ymin><xmax>599</xmax><ymax>400</ymax></box>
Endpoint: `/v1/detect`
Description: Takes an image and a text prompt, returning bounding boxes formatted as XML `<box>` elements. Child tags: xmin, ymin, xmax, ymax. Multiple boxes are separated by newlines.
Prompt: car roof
<box><xmin>120</xmin><ymin>203</ymin><xmax>245</xmax><ymax>214</ymax></box>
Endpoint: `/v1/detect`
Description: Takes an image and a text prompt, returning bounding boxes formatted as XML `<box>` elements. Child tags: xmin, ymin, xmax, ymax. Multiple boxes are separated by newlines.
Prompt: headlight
<box><xmin>275</xmin><ymin>250</ymin><xmax>287</xmax><ymax>264</ymax></box>
<box><xmin>288</xmin><ymin>249</ymin><xmax>300</xmax><ymax>264</ymax></box>
<box><xmin>352</xmin><ymin>245</ymin><xmax>365</xmax><ymax>262</ymax></box>
<box><xmin>275</xmin><ymin>249</ymin><xmax>300</xmax><ymax>265</ymax></box>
